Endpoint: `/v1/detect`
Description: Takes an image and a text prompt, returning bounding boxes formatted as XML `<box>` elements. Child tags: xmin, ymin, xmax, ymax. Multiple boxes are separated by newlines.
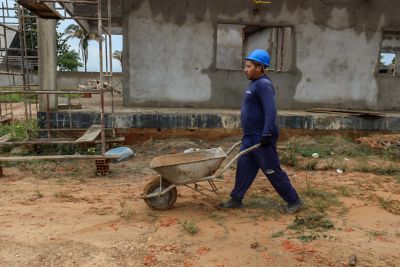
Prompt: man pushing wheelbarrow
<box><xmin>142</xmin><ymin>49</ymin><xmax>302</xmax><ymax>214</ymax></box>
<box><xmin>218</xmin><ymin>49</ymin><xmax>303</xmax><ymax>214</ymax></box>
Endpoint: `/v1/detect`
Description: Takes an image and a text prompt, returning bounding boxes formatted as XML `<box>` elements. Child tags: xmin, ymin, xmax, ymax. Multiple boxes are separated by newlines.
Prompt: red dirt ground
<box><xmin>0</xmin><ymin>137</ymin><xmax>399</xmax><ymax>266</ymax></box>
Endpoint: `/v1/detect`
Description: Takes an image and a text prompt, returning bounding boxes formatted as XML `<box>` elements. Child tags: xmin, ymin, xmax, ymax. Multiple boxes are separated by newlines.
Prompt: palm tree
<box><xmin>112</xmin><ymin>50</ymin><xmax>122</xmax><ymax>66</ymax></box>
<box><xmin>64</xmin><ymin>24</ymin><xmax>99</xmax><ymax>72</ymax></box>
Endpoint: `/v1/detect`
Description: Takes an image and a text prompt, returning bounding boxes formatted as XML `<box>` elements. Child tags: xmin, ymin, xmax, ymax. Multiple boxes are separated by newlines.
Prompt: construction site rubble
<box><xmin>356</xmin><ymin>134</ymin><xmax>400</xmax><ymax>150</ymax></box>
<box><xmin>77</xmin><ymin>79</ymin><xmax>121</xmax><ymax>94</ymax></box>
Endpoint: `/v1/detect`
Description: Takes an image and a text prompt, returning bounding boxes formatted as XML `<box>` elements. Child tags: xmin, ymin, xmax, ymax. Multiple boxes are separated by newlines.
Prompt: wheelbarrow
<box><xmin>141</xmin><ymin>141</ymin><xmax>260</xmax><ymax>210</ymax></box>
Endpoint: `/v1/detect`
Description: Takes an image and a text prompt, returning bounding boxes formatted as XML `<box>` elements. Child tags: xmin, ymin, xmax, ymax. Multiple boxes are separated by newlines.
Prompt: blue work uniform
<box><xmin>230</xmin><ymin>75</ymin><xmax>299</xmax><ymax>205</ymax></box>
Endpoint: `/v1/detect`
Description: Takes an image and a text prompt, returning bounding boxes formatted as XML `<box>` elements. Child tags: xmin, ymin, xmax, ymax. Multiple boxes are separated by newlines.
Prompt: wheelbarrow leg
<box><xmin>208</xmin><ymin>180</ymin><xmax>218</xmax><ymax>192</ymax></box>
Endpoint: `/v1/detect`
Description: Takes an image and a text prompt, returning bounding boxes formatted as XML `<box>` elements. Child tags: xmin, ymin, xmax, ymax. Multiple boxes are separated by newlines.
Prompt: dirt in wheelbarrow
<box><xmin>1</xmin><ymin>136</ymin><xmax>400</xmax><ymax>266</ymax></box>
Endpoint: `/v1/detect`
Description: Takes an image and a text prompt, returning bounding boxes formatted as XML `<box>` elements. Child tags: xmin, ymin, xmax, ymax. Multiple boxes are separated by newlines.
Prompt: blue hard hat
<box><xmin>245</xmin><ymin>49</ymin><xmax>270</xmax><ymax>67</ymax></box>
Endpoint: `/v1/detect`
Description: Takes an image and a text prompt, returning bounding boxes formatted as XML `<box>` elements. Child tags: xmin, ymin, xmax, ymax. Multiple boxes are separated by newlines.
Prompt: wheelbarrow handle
<box><xmin>215</xmin><ymin>143</ymin><xmax>261</xmax><ymax>178</ymax></box>
<box><xmin>226</xmin><ymin>141</ymin><xmax>242</xmax><ymax>156</ymax></box>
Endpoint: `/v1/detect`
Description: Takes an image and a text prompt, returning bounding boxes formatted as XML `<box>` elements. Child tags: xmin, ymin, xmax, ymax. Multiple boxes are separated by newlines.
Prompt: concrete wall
<box><xmin>55</xmin><ymin>72</ymin><xmax>123</xmax><ymax>90</ymax></box>
<box><xmin>122</xmin><ymin>0</ymin><xmax>400</xmax><ymax>111</ymax></box>
<box><xmin>0</xmin><ymin>71</ymin><xmax>123</xmax><ymax>90</ymax></box>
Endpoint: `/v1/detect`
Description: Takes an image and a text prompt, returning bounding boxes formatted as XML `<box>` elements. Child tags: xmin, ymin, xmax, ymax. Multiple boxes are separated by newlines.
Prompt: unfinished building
<box><xmin>1</xmin><ymin>0</ymin><xmax>400</xmax><ymax>138</ymax></box>
<box><xmin>115</xmin><ymin>0</ymin><xmax>400</xmax><ymax>111</ymax></box>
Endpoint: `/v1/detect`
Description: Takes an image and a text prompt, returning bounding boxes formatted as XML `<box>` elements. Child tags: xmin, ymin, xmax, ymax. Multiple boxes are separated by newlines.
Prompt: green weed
<box><xmin>35</xmin><ymin>188</ymin><xmax>43</xmax><ymax>199</ymax></box>
<box><xmin>281</xmin><ymin>153</ymin><xmax>298</xmax><ymax>167</ymax></box>
<box><xmin>271</xmin><ymin>230</ymin><xmax>285</xmax><ymax>238</ymax></box>
<box><xmin>335</xmin><ymin>185</ymin><xmax>352</xmax><ymax>197</ymax></box>
<box><xmin>303</xmin><ymin>187</ymin><xmax>340</xmax><ymax>212</ymax></box>
<box><xmin>320</xmin><ymin>157</ymin><xmax>335</xmax><ymax>170</ymax></box>
<box><xmin>298</xmin><ymin>233</ymin><xmax>319</xmax><ymax>242</ymax></box>
<box><xmin>0</xmin><ymin>120</ymin><xmax>37</xmax><ymax>142</ymax></box>
<box><xmin>378</xmin><ymin>197</ymin><xmax>400</xmax><ymax>215</ymax></box>
<box><xmin>304</xmin><ymin>159</ymin><xmax>318</xmax><ymax>171</ymax></box>
<box><xmin>180</xmin><ymin>220</ymin><xmax>200</xmax><ymax>235</ymax></box>
<box><xmin>0</xmin><ymin>93</ymin><xmax>36</xmax><ymax>103</ymax></box>
<box><xmin>118</xmin><ymin>201</ymin><xmax>136</xmax><ymax>221</ymax></box>
<box><xmin>368</xmin><ymin>230</ymin><xmax>386</xmax><ymax>238</ymax></box>
<box><xmin>289</xmin><ymin>212</ymin><xmax>334</xmax><ymax>232</ymax></box>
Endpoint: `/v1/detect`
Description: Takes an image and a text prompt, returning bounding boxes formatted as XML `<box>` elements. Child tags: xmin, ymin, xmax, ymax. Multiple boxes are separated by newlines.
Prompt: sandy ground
<box><xmin>0</xmin><ymin>137</ymin><xmax>400</xmax><ymax>267</ymax></box>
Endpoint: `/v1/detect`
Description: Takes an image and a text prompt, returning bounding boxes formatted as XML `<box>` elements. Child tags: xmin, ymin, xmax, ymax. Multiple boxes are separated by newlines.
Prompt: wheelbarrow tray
<box><xmin>150</xmin><ymin>147</ymin><xmax>227</xmax><ymax>185</ymax></box>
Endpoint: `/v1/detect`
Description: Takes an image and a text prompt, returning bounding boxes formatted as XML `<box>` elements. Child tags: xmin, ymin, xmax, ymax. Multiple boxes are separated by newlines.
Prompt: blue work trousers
<box><xmin>230</xmin><ymin>135</ymin><xmax>299</xmax><ymax>205</ymax></box>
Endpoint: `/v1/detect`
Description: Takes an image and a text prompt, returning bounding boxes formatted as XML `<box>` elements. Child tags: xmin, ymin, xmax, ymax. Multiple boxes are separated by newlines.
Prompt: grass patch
<box><xmin>0</xmin><ymin>120</ymin><xmax>37</xmax><ymax>142</ymax></box>
<box><xmin>303</xmin><ymin>187</ymin><xmax>340</xmax><ymax>212</ymax></box>
<box><xmin>34</xmin><ymin>186</ymin><xmax>43</xmax><ymax>199</ymax></box>
<box><xmin>320</xmin><ymin>157</ymin><xmax>335</xmax><ymax>170</ymax></box>
<box><xmin>208</xmin><ymin>211</ymin><xmax>226</xmax><ymax>224</ymax></box>
<box><xmin>180</xmin><ymin>220</ymin><xmax>200</xmax><ymax>235</ymax></box>
<box><xmin>0</xmin><ymin>93</ymin><xmax>36</xmax><ymax>103</ymax></box>
<box><xmin>53</xmin><ymin>192</ymin><xmax>72</xmax><ymax>198</ymax></box>
<box><xmin>60</xmin><ymin>93</ymin><xmax>82</xmax><ymax>99</ymax></box>
<box><xmin>118</xmin><ymin>201</ymin><xmax>136</xmax><ymax>221</ymax></box>
<box><xmin>281</xmin><ymin>151</ymin><xmax>298</xmax><ymax>167</ymax></box>
<box><xmin>271</xmin><ymin>230</ymin><xmax>285</xmax><ymax>238</ymax></box>
<box><xmin>335</xmin><ymin>185</ymin><xmax>352</xmax><ymax>197</ymax></box>
<box><xmin>368</xmin><ymin>230</ymin><xmax>387</xmax><ymax>238</ymax></box>
<box><xmin>378</xmin><ymin>197</ymin><xmax>400</xmax><ymax>215</ymax></box>
<box><xmin>288</xmin><ymin>211</ymin><xmax>334</xmax><ymax>243</ymax></box>
<box><xmin>298</xmin><ymin>233</ymin><xmax>320</xmax><ymax>242</ymax></box>
<box><xmin>303</xmin><ymin>159</ymin><xmax>318</xmax><ymax>171</ymax></box>
<box><xmin>283</xmin><ymin>136</ymin><xmax>379</xmax><ymax>159</ymax></box>
<box><xmin>354</xmin><ymin>162</ymin><xmax>400</xmax><ymax>176</ymax></box>
<box><xmin>289</xmin><ymin>212</ymin><xmax>334</xmax><ymax>232</ymax></box>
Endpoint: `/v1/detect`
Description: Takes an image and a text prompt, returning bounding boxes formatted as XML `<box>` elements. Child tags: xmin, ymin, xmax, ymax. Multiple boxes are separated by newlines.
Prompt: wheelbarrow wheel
<box><xmin>143</xmin><ymin>177</ymin><xmax>177</xmax><ymax>211</ymax></box>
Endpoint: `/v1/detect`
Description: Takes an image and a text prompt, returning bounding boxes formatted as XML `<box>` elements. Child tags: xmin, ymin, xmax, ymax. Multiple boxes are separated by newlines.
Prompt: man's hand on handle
<box><xmin>259</xmin><ymin>135</ymin><xmax>272</xmax><ymax>147</ymax></box>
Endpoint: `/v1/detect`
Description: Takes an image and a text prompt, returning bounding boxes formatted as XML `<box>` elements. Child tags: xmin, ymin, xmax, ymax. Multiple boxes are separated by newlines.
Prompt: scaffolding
<box><xmin>0</xmin><ymin>0</ymin><xmax>120</xmax><ymax>175</ymax></box>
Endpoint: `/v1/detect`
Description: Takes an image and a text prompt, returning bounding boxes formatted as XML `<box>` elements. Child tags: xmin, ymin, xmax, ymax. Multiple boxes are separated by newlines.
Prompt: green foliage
<box><xmin>368</xmin><ymin>230</ymin><xmax>387</xmax><ymax>238</ymax></box>
<box><xmin>57</xmin><ymin>22</ymin><xmax>83</xmax><ymax>71</ymax></box>
<box><xmin>289</xmin><ymin>212</ymin><xmax>334</xmax><ymax>232</ymax></box>
<box><xmin>304</xmin><ymin>159</ymin><xmax>318</xmax><ymax>171</ymax></box>
<box><xmin>57</xmin><ymin>50</ymin><xmax>83</xmax><ymax>71</ymax></box>
<box><xmin>298</xmin><ymin>233</ymin><xmax>319</xmax><ymax>242</ymax></box>
<box><xmin>35</xmin><ymin>184</ymin><xmax>43</xmax><ymax>199</ymax></box>
<box><xmin>284</xmin><ymin>136</ymin><xmax>376</xmax><ymax>159</ymax></box>
<box><xmin>281</xmin><ymin>141</ymin><xmax>299</xmax><ymax>167</ymax></box>
<box><xmin>0</xmin><ymin>120</ymin><xmax>37</xmax><ymax>141</ymax></box>
<box><xmin>378</xmin><ymin>197</ymin><xmax>400</xmax><ymax>215</ymax></box>
<box><xmin>0</xmin><ymin>93</ymin><xmax>21</xmax><ymax>103</ymax></box>
<box><xmin>113</xmin><ymin>50</ymin><xmax>122</xmax><ymax>66</ymax></box>
<box><xmin>303</xmin><ymin>187</ymin><xmax>340</xmax><ymax>212</ymax></box>
<box><xmin>180</xmin><ymin>220</ymin><xmax>200</xmax><ymax>235</ymax></box>
<box><xmin>0</xmin><ymin>93</ymin><xmax>36</xmax><ymax>103</ymax></box>
<box><xmin>14</xmin><ymin>14</ymin><xmax>83</xmax><ymax>72</ymax></box>
<box><xmin>335</xmin><ymin>185</ymin><xmax>351</xmax><ymax>197</ymax></box>
<box><xmin>64</xmin><ymin>24</ymin><xmax>99</xmax><ymax>72</ymax></box>
<box><xmin>271</xmin><ymin>230</ymin><xmax>285</xmax><ymax>238</ymax></box>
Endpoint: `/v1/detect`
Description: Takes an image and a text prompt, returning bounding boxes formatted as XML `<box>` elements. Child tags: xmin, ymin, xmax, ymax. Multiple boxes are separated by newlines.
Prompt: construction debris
<box><xmin>356</xmin><ymin>134</ymin><xmax>400</xmax><ymax>150</ymax></box>
<box><xmin>307</xmin><ymin>108</ymin><xmax>384</xmax><ymax>117</ymax></box>
<box><xmin>77</xmin><ymin>79</ymin><xmax>121</xmax><ymax>94</ymax></box>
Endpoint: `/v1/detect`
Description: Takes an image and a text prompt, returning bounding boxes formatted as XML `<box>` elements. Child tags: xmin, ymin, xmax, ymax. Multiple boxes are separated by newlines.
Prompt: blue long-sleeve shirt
<box><xmin>241</xmin><ymin>75</ymin><xmax>278</xmax><ymax>136</ymax></box>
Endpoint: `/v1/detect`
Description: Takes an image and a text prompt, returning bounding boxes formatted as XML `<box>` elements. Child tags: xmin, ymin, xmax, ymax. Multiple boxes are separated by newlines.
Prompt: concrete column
<box><xmin>395</xmin><ymin>52</ymin><xmax>400</xmax><ymax>76</ymax></box>
<box><xmin>38</xmin><ymin>17</ymin><xmax>57</xmax><ymax>111</ymax></box>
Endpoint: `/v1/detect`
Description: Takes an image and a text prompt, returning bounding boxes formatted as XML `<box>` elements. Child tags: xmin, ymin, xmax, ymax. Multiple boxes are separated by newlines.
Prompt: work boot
<box><xmin>218</xmin><ymin>198</ymin><xmax>243</xmax><ymax>209</ymax></box>
<box><xmin>281</xmin><ymin>198</ymin><xmax>303</xmax><ymax>214</ymax></box>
